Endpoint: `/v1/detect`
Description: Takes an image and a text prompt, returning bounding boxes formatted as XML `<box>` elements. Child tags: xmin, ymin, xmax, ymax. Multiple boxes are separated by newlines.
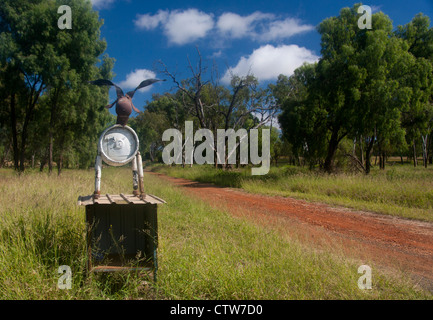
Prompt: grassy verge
<box><xmin>149</xmin><ymin>163</ymin><xmax>433</xmax><ymax>222</ymax></box>
<box><xmin>0</xmin><ymin>167</ymin><xmax>431</xmax><ymax>299</ymax></box>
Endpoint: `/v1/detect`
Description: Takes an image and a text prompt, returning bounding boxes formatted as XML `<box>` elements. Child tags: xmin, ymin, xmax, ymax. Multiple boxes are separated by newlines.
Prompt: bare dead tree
<box><xmin>156</xmin><ymin>46</ymin><xmax>280</xmax><ymax>168</ymax></box>
<box><xmin>156</xmin><ymin>47</ymin><xmax>213</xmax><ymax>129</ymax></box>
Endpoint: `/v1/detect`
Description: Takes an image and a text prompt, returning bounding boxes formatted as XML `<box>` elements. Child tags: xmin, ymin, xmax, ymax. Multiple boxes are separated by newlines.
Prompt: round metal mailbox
<box><xmin>98</xmin><ymin>124</ymin><xmax>139</xmax><ymax>166</ymax></box>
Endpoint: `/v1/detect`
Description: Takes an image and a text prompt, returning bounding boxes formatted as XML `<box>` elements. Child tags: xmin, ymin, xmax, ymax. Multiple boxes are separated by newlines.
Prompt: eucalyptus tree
<box><xmin>396</xmin><ymin>13</ymin><xmax>433</xmax><ymax>168</ymax></box>
<box><xmin>131</xmin><ymin>93</ymin><xmax>181</xmax><ymax>162</ymax></box>
<box><xmin>279</xmin><ymin>4</ymin><xmax>367</xmax><ymax>172</ymax></box>
<box><xmin>277</xmin><ymin>63</ymin><xmax>328</xmax><ymax>168</ymax></box>
<box><xmin>354</xmin><ymin>12</ymin><xmax>417</xmax><ymax>173</ymax></box>
<box><xmin>314</xmin><ymin>4</ymin><xmax>423</xmax><ymax>173</ymax></box>
<box><xmin>0</xmin><ymin>0</ymin><xmax>49</xmax><ymax>171</ymax></box>
<box><xmin>277</xmin><ymin>4</ymin><xmax>427</xmax><ymax>173</ymax></box>
<box><xmin>0</xmin><ymin>0</ymin><xmax>113</xmax><ymax>172</ymax></box>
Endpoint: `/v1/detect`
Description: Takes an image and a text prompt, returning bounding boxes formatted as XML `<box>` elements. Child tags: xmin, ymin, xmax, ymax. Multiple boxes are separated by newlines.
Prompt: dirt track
<box><xmin>148</xmin><ymin>172</ymin><xmax>433</xmax><ymax>291</ymax></box>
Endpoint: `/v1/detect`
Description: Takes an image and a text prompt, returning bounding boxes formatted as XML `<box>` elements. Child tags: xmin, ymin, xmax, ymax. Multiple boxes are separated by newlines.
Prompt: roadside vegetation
<box><xmin>1</xmin><ymin>1</ymin><xmax>432</xmax><ymax>301</ymax></box>
<box><xmin>149</xmin><ymin>163</ymin><xmax>433</xmax><ymax>223</ymax></box>
<box><xmin>1</xmin><ymin>167</ymin><xmax>431</xmax><ymax>299</ymax></box>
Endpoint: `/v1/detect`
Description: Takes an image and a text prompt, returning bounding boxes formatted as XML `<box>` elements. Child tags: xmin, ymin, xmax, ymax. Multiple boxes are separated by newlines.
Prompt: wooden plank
<box><xmin>146</xmin><ymin>194</ymin><xmax>166</xmax><ymax>204</ymax></box>
<box><xmin>119</xmin><ymin>193</ymin><xmax>133</xmax><ymax>204</ymax></box>
<box><xmin>127</xmin><ymin>194</ymin><xmax>147</xmax><ymax>204</ymax></box>
<box><xmin>122</xmin><ymin>206</ymin><xmax>135</xmax><ymax>254</ymax></box>
<box><xmin>135</xmin><ymin>207</ymin><xmax>146</xmax><ymax>259</ymax></box>
<box><xmin>78</xmin><ymin>195</ymin><xmax>94</xmax><ymax>206</ymax></box>
<box><xmin>91</xmin><ymin>206</ymin><xmax>110</xmax><ymax>260</ymax></box>
<box><xmin>112</xmin><ymin>194</ymin><xmax>125</xmax><ymax>203</ymax></box>
<box><xmin>82</xmin><ymin>200</ymin><xmax>159</xmax><ymax>277</ymax></box>
<box><xmin>106</xmin><ymin>194</ymin><xmax>115</xmax><ymax>204</ymax></box>
<box><xmin>94</xmin><ymin>197</ymin><xmax>111</xmax><ymax>205</ymax></box>
<box><xmin>142</xmin><ymin>194</ymin><xmax>165</xmax><ymax>205</ymax></box>
<box><xmin>110</xmin><ymin>205</ymin><xmax>123</xmax><ymax>255</ymax></box>
<box><xmin>99</xmin><ymin>207</ymin><xmax>110</xmax><ymax>257</ymax></box>
<box><xmin>78</xmin><ymin>194</ymin><xmax>165</xmax><ymax>205</ymax></box>
<box><xmin>85</xmin><ymin>206</ymin><xmax>94</xmax><ymax>272</ymax></box>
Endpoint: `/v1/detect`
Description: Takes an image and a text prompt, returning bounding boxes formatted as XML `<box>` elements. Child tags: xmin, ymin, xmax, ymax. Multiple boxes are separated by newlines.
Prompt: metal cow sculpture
<box><xmin>89</xmin><ymin>79</ymin><xmax>164</xmax><ymax>126</ymax></box>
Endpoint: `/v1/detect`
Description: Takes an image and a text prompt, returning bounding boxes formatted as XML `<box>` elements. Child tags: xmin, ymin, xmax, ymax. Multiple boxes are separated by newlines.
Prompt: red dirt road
<box><xmin>149</xmin><ymin>172</ymin><xmax>433</xmax><ymax>291</ymax></box>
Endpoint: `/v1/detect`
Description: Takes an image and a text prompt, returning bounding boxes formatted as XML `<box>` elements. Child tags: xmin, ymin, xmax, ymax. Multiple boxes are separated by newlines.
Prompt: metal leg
<box><xmin>94</xmin><ymin>155</ymin><xmax>102</xmax><ymax>199</ymax></box>
<box><xmin>137</xmin><ymin>152</ymin><xmax>145</xmax><ymax>199</ymax></box>
<box><xmin>132</xmin><ymin>156</ymin><xmax>139</xmax><ymax>196</ymax></box>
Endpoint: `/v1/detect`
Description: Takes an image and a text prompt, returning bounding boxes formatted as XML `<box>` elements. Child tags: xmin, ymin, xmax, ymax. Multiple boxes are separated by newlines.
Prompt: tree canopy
<box><xmin>1</xmin><ymin>2</ymin><xmax>432</xmax><ymax>174</ymax></box>
<box><xmin>278</xmin><ymin>3</ymin><xmax>433</xmax><ymax>173</ymax></box>
<box><xmin>0</xmin><ymin>0</ymin><xmax>114</xmax><ymax>172</ymax></box>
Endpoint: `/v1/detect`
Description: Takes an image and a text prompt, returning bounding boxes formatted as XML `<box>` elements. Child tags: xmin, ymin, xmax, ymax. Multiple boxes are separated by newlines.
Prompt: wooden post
<box><xmin>94</xmin><ymin>155</ymin><xmax>102</xmax><ymax>199</ymax></box>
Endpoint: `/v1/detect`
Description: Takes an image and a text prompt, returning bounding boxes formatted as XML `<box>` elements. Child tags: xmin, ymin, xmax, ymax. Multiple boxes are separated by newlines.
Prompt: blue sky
<box><xmin>89</xmin><ymin>0</ymin><xmax>433</xmax><ymax>110</ymax></box>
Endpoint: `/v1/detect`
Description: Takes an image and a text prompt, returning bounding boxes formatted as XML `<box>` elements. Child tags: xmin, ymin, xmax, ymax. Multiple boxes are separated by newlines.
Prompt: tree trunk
<box><xmin>378</xmin><ymin>142</ymin><xmax>385</xmax><ymax>170</ymax></box>
<box><xmin>40</xmin><ymin>158</ymin><xmax>46</xmax><ymax>171</ymax></box>
<box><xmin>48</xmin><ymin>131</ymin><xmax>53</xmax><ymax>174</ymax></box>
<box><xmin>149</xmin><ymin>145</ymin><xmax>155</xmax><ymax>162</ymax></box>
<box><xmin>364</xmin><ymin>136</ymin><xmax>375</xmax><ymax>175</ymax></box>
<box><xmin>48</xmin><ymin>89</ymin><xmax>61</xmax><ymax>174</ymax></box>
<box><xmin>57</xmin><ymin>153</ymin><xmax>63</xmax><ymax>176</ymax></box>
<box><xmin>19</xmin><ymin>115</ymin><xmax>31</xmax><ymax>172</ymax></box>
<box><xmin>19</xmin><ymin>82</ymin><xmax>43</xmax><ymax>172</ymax></box>
<box><xmin>56</xmin><ymin>132</ymin><xmax>67</xmax><ymax>175</ymax></box>
<box><xmin>0</xmin><ymin>142</ymin><xmax>11</xmax><ymax>168</ymax></box>
<box><xmin>427</xmin><ymin>133</ymin><xmax>433</xmax><ymax>164</ymax></box>
<box><xmin>323</xmin><ymin>130</ymin><xmax>340</xmax><ymax>173</ymax></box>
<box><xmin>413</xmin><ymin>140</ymin><xmax>417</xmax><ymax>167</ymax></box>
<box><xmin>422</xmin><ymin>135</ymin><xmax>428</xmax><ymax>168</ymax></box>
<box><xmin>9</xmin><ymin>93</ymin><xmax>19</xmax><ymax>170</ymax></box>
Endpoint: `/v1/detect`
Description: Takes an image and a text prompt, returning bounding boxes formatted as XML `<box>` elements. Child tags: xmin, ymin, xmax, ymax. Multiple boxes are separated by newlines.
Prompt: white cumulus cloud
<box><xmin>135</xmin><ymin>9</ymin><xmax>314</xmax><ymax>45</ymax></box>
<box><xmin>135</xmin><ymin>9</ymin><xmax>214</xmax><ymax>45</ymax></box>
<box><xmin>165</xmin><ymin>9</ymin><xmax>214</xmax><ymax>45</ymax></box>
<box><xmin>118</xmin><ymin>69</ymin><xmax>157</xmax><ymax>92</ymax></box>
<box><xmin>259</xmin><ymin>18</ymin><xmax>315</xmax><ymax>41</ymax></box>
<box><xmin>134</xmin><ymin>10</ymin><xmax>169</xmax><ymax>30</ymax></box>
<box><xmin>90</xmin><ymin>0</ymin><xmax>115</xmax><ymax>9</ymax></box>
<box><xmin>217</xmin><ymin>11</ymin><xmax>313</xmax><ymax>42</ymax></box>
<box><xmin>222</xmin><ymin>44</ymin><xmax>319</xmax><ymax>83</ymax></box>
<box><xmin>216</xmin><ymin>11</ymin><xmax>273</xmax><ymax>39</ymax></box>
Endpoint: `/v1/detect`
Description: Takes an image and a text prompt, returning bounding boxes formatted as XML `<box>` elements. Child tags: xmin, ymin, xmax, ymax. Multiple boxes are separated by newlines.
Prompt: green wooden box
<box><xmin>78</xmin><ymin>194</ymin><xmax>165</xmax><ymax>280</ymax></box>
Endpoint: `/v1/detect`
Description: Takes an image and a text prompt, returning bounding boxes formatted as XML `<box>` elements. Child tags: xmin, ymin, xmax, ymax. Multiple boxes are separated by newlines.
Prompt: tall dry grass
<box><xmin>0</xmin><ymin>167</ymin><xmax>431</xmax><ymax>299</ymax></box>
<box><xmin>151</xmin><ymin>164</ymin><xmax>433</xmax><ymax>222</ymax></box>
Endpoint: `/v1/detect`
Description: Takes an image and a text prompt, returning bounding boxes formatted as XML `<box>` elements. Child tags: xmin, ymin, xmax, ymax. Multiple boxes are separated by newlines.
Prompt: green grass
<box><xmin>150</xmin><ymin>163</ymin><xmax>433</xmax><ymax>222</ymax></box>
<box><xmin>0</xmin><ymin>167</ymin><xmax>431</xmax><ymax>299</ymax></box>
